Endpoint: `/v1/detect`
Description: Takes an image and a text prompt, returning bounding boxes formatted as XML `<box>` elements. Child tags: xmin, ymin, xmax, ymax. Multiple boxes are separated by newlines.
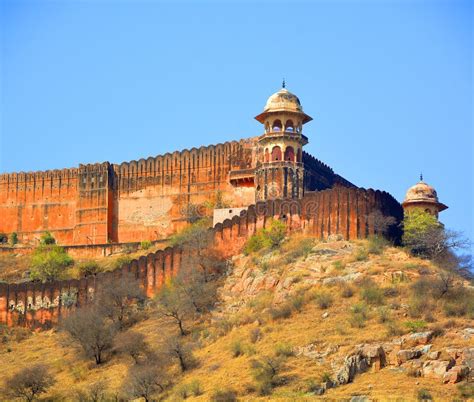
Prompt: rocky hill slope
<box><xmin>0</xmin><ymin>235</ymin><xmax>473</xmax><ymax>401</ymax></box>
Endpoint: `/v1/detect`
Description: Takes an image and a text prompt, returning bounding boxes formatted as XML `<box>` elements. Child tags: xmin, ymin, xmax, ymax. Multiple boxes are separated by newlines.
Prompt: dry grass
<box><xmin>0</xmin><ymin>237</ymin><xmax>472</xmax><ymax>400</ymax></box>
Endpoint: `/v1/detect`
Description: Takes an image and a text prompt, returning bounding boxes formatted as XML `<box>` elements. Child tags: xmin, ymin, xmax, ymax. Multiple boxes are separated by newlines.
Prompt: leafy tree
<box><xmin>244</xmin><ymin>219</ymin><xmax>286</xmax><ymax>254</ymax></box>
<box><xmin>62</xmin><ymin>307</ymin><xmax>117</xmax><ymax>364</ymax></box>
<box><xmin>77</xmin><ymin>261</ymin><xmax>102</xmax><ymax>277</ymax></box>
<box><xmin>4</xmin><ymin>364</ymin><xmax>55</xmax><ymax>401</ymax></box>
<box><xmin>40</xmin><ymin>231</ymin><xmax>56</xmax><ymax>245</ymax></box>
<box><xmin>30</xmin><ymin>245</ymin><xmax>74</xmax><ymax>282</ymax></box>
<box><xmin>403</xmin><ymin>209</ymin><xmax>469</xmax><ymax>260</ymax></box>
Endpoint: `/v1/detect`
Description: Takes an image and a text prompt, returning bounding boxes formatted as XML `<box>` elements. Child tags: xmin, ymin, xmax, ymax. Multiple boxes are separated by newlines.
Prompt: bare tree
<box><xmin>369</xmin><ymin>210</ymin><xmax>397</xmax><ymax>236</ymax></box>
<box><xmin>76</xmin><ymin>380</ymin><xmax>108</xmax><ymax>402</ymax></box>
<box><xmin>62</xmin><ymin>307</ymin><xmax>116</xmax><ymax>364</ymax></box>
<box><xmin>4</xmin><ymin>364</ymin><xmax>55</xmax><ymax>402</ymax></box>
<box><xmin>123</xmin><ymin>364</ymin><xmax>167</xmax><ymax>402</ymax></box>
<box><xmin>114</xmin><ymin>330</ymin><xmax>149</xmax><ymax>364</ymax></box>
<box><xmin>163</xmin><ymin>336</ymin><xmax>197</xmax><ymax>372</ymax></box>
<box><xmin>98</xmin><ymin>274</ymin><xmax>145</xmax><ymax>330</ymax></box>
<box><xmin>155</xmin><ymin>284</ymin><xmax>194</xmax><ymax>336</ymax></box>
<box><xmin>174</xmin><ymin>268</ymin><xmax>217</xmax><ymax>314</ymax></box>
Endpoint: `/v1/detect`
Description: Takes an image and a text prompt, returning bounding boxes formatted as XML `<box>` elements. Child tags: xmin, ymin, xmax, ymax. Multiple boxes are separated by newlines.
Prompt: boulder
<box><xmin>427</xmin><ymin>351</ymin><xmax>440</xmax><ymax>360</ymax></box>
<box><xmin>422</xmin><ymin>360</ymin><xmax>455</xmax><ymax>379</ymax></box>
<box><xmin>397</xmin><ymin>349</ymin><xmax>421</xmax><ymax>365</ymax></box>
<box><xmin>335</xmin><ymin>352</ymin><xmax>369</xmax><ymax>385</ymax></box>
<box><xmin>403</xmin><ymin>331</ymin><xmax>433</xmax><ymax>347</ymax></box>
<box><xmin>443</xmin><ymin>365</ymin><xmax>469</xmax><ymax>384</ymax></box>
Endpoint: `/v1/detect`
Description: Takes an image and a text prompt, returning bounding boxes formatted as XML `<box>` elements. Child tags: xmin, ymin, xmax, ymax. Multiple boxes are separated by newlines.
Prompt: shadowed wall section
<box><xmin>0</xmin><ymin>187</ymin><xmax>402</xmax><ymax>329</ymax></box>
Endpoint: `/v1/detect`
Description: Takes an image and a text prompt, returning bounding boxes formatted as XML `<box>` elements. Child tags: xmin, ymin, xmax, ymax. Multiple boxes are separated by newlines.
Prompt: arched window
<box><xmin>272</xmin><ymin>120</ymin><xmax>282</xmax><ymax>132</ymax></box>
<box><xmin>264</xmin><ymin>148</ymin><xmax>270</xmax><ymax>162</ymax></box>
<box><xmin>297</xmin><ymin>148</ymin><xmax>302</xmax><ymax>162</ymax></box>
<box><xmin>285</xmin><ymin>120</ymin><xmax>294</xmax><ymax>132</ymax></box>
<box><xmin>272</xmin><ymin>146</ymin><xmax>282</xmax><ymax>161</ymax></box>
<box><xmin>284</xmin><ymin>146</ymin><xmax>295</xmax><ymax>162</ymax></box>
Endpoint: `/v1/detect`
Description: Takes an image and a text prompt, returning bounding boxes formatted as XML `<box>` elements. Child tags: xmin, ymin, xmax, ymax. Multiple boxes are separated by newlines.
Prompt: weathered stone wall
<box><xmin>0</xmin><ymin>187</ymin><xmax>403</xmax><ymax>328</ymax></box>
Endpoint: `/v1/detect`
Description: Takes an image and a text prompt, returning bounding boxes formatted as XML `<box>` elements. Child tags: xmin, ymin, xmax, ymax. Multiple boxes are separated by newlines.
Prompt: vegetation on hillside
<box><xmin>0</xmin><ymin>213</ymin><xmax>473</xmax><ymax>400</ymax></box>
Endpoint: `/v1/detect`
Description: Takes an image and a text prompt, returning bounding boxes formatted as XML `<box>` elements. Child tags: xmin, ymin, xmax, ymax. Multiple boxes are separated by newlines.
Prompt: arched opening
<box><xmin>272</xmin><ymin>120</ymin><xmax>282</xmax><ymax>132</ymax></box>
<box><xmin>297</xmin><ymin>148</ymin><xmax>302</xmax><ymax>162</ymax></box>
<box><xmin>265</xmin><ymin>123</ymin><xmax>270</xmax><ymax>133</ymax></box>
<box><xmin>285</xmin><ymin>120</ymin><xmax>294</xmax><ymax>132</ymax></box>
<box><xmin>264</xmin><ymin>148</ymin><xmax>270</xmax><ymax>162</ymax></box>
<box><xmin>271</xmin><ymin>146</ymin><xmax>282</xmax><ymax>161</ymax></box>
<box><xmin>284</xmin><ymin>146</ymin><xmax>295</xmax><ymax>162</ymax></box>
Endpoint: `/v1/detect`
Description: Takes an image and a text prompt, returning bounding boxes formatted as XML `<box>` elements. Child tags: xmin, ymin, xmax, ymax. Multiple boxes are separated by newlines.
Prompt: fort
<box><xmin>0</xmin><ymin>85</ymin><xmax>448</xmax><ymax>328</ymax></box>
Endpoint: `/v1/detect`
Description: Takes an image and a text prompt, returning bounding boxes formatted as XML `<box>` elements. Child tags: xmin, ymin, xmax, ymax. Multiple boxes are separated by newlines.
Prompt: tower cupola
<box><xmin>402</xmin><ymin>175</ymin><xmax>448</xmax><ymax>218</ymax></box>
<box><xmin>254</xmin><ymin>83</ymin><xmax>312</xmax><ymax>201</ymax></box>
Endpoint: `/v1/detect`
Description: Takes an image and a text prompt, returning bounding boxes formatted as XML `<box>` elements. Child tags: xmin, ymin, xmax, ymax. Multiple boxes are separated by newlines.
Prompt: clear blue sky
<box><xmin>0</xmin><ymin>0</ymin><xmax>472</xmax><ymax>242</ymax></box>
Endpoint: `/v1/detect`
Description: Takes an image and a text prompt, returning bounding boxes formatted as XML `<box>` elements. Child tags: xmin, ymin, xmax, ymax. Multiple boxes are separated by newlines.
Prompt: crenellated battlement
<box><xmin>0</xmin><ymin>187</ymin><xmax>403</xmax><ymax>329</ymax></box>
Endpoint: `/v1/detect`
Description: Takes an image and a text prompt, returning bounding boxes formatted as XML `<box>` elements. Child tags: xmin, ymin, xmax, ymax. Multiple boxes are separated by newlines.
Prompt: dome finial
<box><xmin>420</xmin><ymin>173</ymin><xmax>423</xmax><ymax>181</ymax></box>
<box><xmin>282</xmin><ymin>78</ymin><xmax>286</xmax><ymax>89</ymax></box>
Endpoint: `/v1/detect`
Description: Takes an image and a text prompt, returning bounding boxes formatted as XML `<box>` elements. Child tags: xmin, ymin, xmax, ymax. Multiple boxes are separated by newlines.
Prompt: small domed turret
<box><xmin>402</xmin><ymin>175</ymin><xmax>447</xmax><ymax>218</ymax></box>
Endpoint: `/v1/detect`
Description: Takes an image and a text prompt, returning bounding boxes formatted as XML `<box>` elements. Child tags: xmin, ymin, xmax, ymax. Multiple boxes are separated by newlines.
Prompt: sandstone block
<box><xmin>422</xmin><ymin>360</ymin><xmax>455</xmax><ymax>379</ymax></box>
<box><xmin>442</xmin><ymin>365</ymin><xmax>469</xmax><ymax>384</ymax></box>
<box><xmin>397</xmin><ymin>349</ymin><xmax>421</xmax><ymax>365</ymax></box>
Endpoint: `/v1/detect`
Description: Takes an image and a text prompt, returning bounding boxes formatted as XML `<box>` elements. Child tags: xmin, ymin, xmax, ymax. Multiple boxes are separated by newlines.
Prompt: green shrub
<box><xmin>249</xmin><ymin>327</ymin><xmax>262</xmax><ymax>343</ymax></box>
<box><xmin>231</xmin><ymin>340</ymin><xmax>244</xmax><ymax>357</ymax></box>
<box><xmin>443</xmin><ymin>287</ymin><xmax>474</xmax><ymax>318</ymax></box>
<box><xmin>113</xmin><ymin>256</ymin><xmax>132</xmax><ymax>269</ymax></box>
<box><xmin>188</xmin><ymin>380</ymin><xmax>203</xmax><ymax>396</ymax></box>
<box><xmin>405</xmin><ymin>320</ymin><xmax>427</xmax><ymax>332</ymax></box>
<box><xmin>385</xmin><ymin>321</ymin><xmax>404</xmax><ymax>337</ymax></box>
<box><xmin>244</xmin><ymin>219</ymin><xmax>286</xmax><ymax>254</ymax></box>
<box><xmin>283</xmin><ymin>237</ymin><xmax>314</xmax><ymax>262</ymax></box>
<box><xmin>361</xmin><ymin>285</ymin><xmax>385</xmax><ymax>306</ymax></box>
<box><xmin>250</xmin><ymin>356</ymin><xmax>284</xmax><ymax>396</ymax></box>
<box><xmin>210</xmin><ymin>388</ymin><xmax>237</xmax><ymax>402</ymax></box>
<box><xmin>274</xmin><ymin>342</ymin><xmax>294</xmax><ymax>357</ymax></box>
<box><xmin>350</xmin><ymin>303</ymin><xmax>368</xmax><ymax>328</ymax></box>
<box><xmin>340</xmin><ymin>283</ymin><xmax>354</xmax><ymax>298</ymax></box>
<box><xmin>457</xmin><ymin>382</ymin><xmax>474</xmax><ymax>398</ymax></box>
<box><xmin>140</xmin><ymin>240</ymin><xmax>152</xmax><ymax>250</ymax></box>
<box><xmin>314</xmin><ymin>291</ymin><xmax>333</xmax><ymax>309</ymax></box>
<box><xmin>10</xmin><ymin>232</ymin><xmax>18</xmax><ymax>246</ymax></box>
<box><xmin>77</xmin><ymin>261</ymin><xmax>101</xmax><ymax>277</ymax></box>
<box><xmin>377</xmin><ymin>307</ymin><xmax>391</xmax><ymax>323</ymax></box>
<box><xmin>354</xmin><ymin>248</ymin><xmax>368</xmax><ymax>261</ymax></box>
<box><xmin>40</xmin><ymin>231</ymin><xmax>56</xmax><ymax>245</ymax></box>
<box><xmin>416</xmin><ymin>388</ymin><xmax>433</xmax><ymax>401</ymax></box>
<box><xmin>289</xmin><ymin>295</ymin><xmax>304</xmax><ymax>312</ymax></box>
<box><xmin>332</xmin><ymin>260</ymin><xmax>346</xmax><ymax>270</ymax></box>
<box><xmin>269</xmin><ymin>303</ymin><xmax>292</xmax><ymax>320</ymax></box>
<box><xmin>320</xmin><ymin>372</ymin><xmax>332</xmax><ymax>383</ymax></box>
<box><xmin>367</xmin><ymin>235</ymin><xmax>389</xmax><ymax>255</ymax></box>
<box><xmin>30</xmin><ymin>245</ymin><xmax>74</xmax><ymax>282</ymax></box>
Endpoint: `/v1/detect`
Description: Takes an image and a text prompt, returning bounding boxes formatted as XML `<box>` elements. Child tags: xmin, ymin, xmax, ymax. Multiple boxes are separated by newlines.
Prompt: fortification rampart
<box><xmin>0</xmin><ymin>187</ymin><xmax>403</xmax><ymax>328</ymax></box>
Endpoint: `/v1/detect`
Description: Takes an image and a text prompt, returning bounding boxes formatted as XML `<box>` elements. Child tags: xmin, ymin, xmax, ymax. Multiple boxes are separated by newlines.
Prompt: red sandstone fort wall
<box><xmin>0</xmin><ymin>187</ymin><xmax>403</xmax><ymax>328</ymax></box>
<box><xmin>0</xmin><ymin>140</ymin><xmax>257</xmax><ymax>245</ymax></box>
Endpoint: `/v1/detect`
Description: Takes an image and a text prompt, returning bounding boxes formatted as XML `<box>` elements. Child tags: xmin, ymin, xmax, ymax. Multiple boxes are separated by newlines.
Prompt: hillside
<box><xmin>0</xmin><ymin>234</ymin><xmax>473</xmax><ymax>401</ymax></box>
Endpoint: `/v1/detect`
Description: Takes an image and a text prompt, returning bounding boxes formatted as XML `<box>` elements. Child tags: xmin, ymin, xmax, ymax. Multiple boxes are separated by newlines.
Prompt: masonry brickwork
<box><xmin>0</xmin><ymin>138</ymin><xmax>354</xmax><ymax>246</ymax></box>
<box><xmin>0</xmin><ymin>187</ymin><xmax>403</xmax><ymax>328</ymax></box>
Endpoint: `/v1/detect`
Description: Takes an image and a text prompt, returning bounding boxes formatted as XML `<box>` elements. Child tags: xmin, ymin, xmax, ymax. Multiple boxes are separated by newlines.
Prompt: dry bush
<box><xmin>249</xmin><ymin>327</ymin><xmax>262</xmax><ymax>343</ymax></box>
<box><xmin>4</xmin><ymin>364</ymin><xmax>55</xmax><ymax>402</ymax></box>
<box><xmin>122</xmin><ymin>363</ymin><xmax>167</xmax><ymax>401</ymax></box>
<box><xmin>211</xmin><ymin>388</ymin><xmax>238</xmax><ymax>402</ymax></box>
<box><xmin>250</xmin><ymin>355</ymin><xmax>286</xmax><ymax>396</ymax></box>
<box><xmin>339</xmin><ymin>283</ymin><xmax>355</xmax><ymax>298</ymax></box>
<box><xmin>314</xmin><ymin>291</ymin><xmax>334</xmax><ymax>309</ymax></box>
<box><xmin>274</xmin><ymin>342</ymin><xmax>294</xmax><ymax>357</ymax></box>
<box><xmin>269</xmin><ymin>303</ymin><xmax>292</xmax><ymax>320</ymax></box>
<box><xmin>114</xmin><ymin>330</ymin><xmax>150</xmax><ymax>364</ymax></box>
<box><xmin>62</xmin><ymin>307</ymin><xmax>117</xmax><ymax>365</ymax></box>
